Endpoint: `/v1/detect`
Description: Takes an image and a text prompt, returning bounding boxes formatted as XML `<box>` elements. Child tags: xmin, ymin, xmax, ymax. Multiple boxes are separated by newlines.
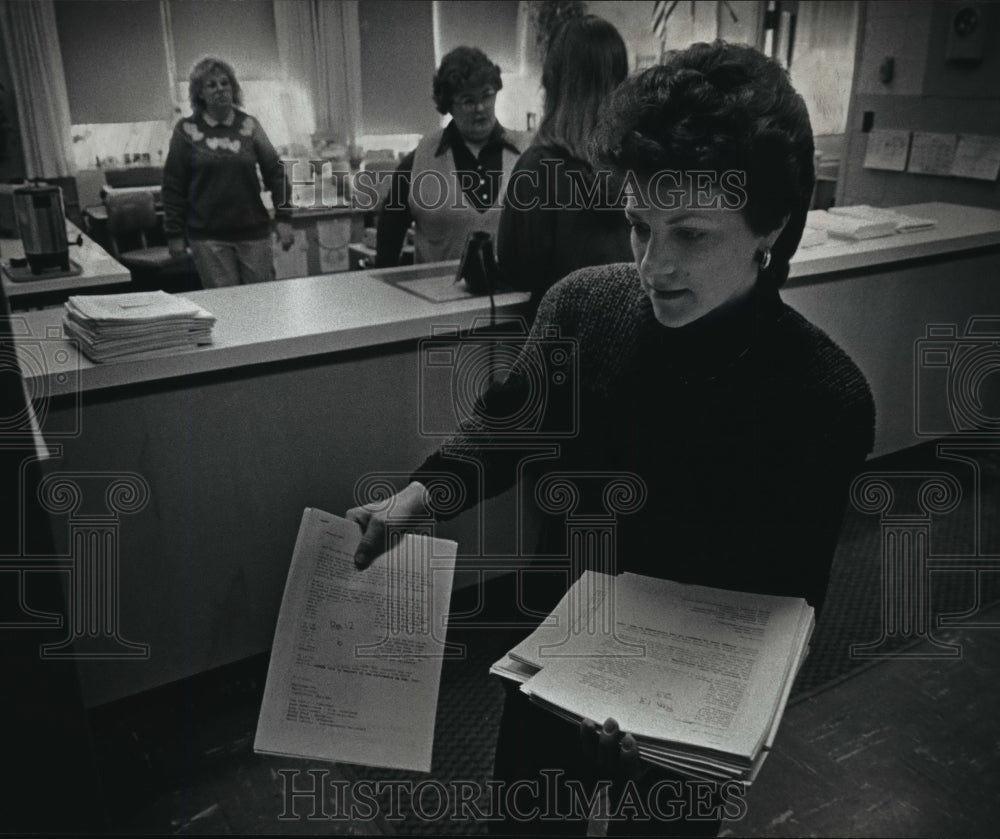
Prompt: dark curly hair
<box><xmin>592</xmin><ymin>41</ymin><xmax>815</xmax><ymax>288</ymax></box>
<box><xmin>432</xmin><ymin>47</ymin><xmax>503</xmax><ymax>115</ymax></box>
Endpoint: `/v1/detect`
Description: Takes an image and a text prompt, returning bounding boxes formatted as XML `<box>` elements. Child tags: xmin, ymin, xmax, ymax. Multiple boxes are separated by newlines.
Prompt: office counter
<box><xmin>10</xmin><ymin>202</ymin><xmax>1000</xmax><ymax>707</ymax></box>
<box><xmin>1</xmin><ymin>220</ymin><xmax>130</xmax><ymax>305</ymax></box>
<box><xmin>786</xmin><ymin>201</ymin><xmax>1000</xmax><ymax>282</ymax></box>
<box><xmin>782</xmin><ymin>202</ymin><xmax>1000</xmax><ymax>457</ymax></box>
<box><xmin>15</xmin><ymin>261</ymin><xmax>526</xmax><ymax>395</ymax></box>
<box><xmin>13</xmin><ymin>262</ymin><xmax>530</xmax><ymax>707</ymax></box>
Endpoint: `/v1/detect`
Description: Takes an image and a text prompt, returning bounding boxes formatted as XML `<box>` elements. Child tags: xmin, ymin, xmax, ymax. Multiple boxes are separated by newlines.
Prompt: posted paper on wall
<box><xmin>254</xmin><ymin>508</ymin><xmax>457</xmax><ymax>772</ymax></box>
<box><xmin>907</xmin><ymin>132</ymin><xmax>958</xmax><ymax>176</ymax></box>
<box><xmin>862</xmin><ymin>129</ymin><xmax>911</xmax><ymax>171</ymax></box>
<box><xmin>950</xmin><ymin>134</ymin><xmax>1000</xmax><ymax>181</ymax></box>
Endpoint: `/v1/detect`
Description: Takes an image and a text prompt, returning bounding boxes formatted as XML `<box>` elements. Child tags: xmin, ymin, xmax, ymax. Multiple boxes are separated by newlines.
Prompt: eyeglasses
<box><xmin>454</xmin><ymin>90</ymin><xmax>497</xmax><ymax>113</ymax></box>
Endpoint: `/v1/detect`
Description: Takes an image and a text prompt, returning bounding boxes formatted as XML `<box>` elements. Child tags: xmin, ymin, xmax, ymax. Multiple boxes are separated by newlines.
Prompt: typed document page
<box><xmin>520</xmin><ymin>573</ymin><xmax>812</xmax><ymax>761</ymax></box>
<box><xmin>254</xmin><ymin>508</ymin><xmax>457</xmax><ymax>772</ymax></box>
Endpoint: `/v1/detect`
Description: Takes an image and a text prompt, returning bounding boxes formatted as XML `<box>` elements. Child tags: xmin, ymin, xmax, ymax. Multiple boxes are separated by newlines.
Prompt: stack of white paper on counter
<box><xmin>806</xmin><ymin>206</ymin><xmax>938</xmax><ymax>241</ymax></box>
<box><xmin>827</xmin><ymin>204</ymin><xmax>937</xmax><ymax>233</ymax></box>
<box><xmin>63</xmin><ymin>290</ymin><xmax>216</xmax><ymax>362</ymax></box>
<box><xmin>491</xmin><ymin>571</ymin><xmax>814</xmax><ymax>784</ymax></box>
<box><xmin>806</xmin><ymin>209</ymin><xmax>897</xmax><ymax>240</ymax></box>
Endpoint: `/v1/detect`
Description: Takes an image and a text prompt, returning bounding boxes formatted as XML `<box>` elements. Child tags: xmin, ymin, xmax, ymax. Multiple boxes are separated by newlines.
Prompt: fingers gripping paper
<box><xmin>254</xmin><ymin>508</ymin><xmax>457</xmax><ymax>772</ymax></box>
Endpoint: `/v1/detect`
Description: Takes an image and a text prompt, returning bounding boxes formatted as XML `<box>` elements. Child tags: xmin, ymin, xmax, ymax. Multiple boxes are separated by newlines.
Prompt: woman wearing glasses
<box><xmin>162</xmin><ymin>56</ymin><xmax>294</xmax><ymax>287</ymax></box>
<box><xmin>375</xmin><ymin>46</ymin><xmax>528</xmax><ymax>267</ymax></box>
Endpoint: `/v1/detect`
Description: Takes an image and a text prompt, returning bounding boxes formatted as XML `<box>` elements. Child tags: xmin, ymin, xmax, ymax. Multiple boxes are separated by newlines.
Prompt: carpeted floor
<box><xmin>89</xmin><ymin>440</ymin><xmax>1000</xmax><ymax>835</ymax></box>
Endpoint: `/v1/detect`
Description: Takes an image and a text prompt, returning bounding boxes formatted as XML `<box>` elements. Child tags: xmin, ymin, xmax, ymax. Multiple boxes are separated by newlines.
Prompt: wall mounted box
<box><xmin>946</xmin><ymin>4</ymin><xmax>987</xmax><ymax>63</ymax></box>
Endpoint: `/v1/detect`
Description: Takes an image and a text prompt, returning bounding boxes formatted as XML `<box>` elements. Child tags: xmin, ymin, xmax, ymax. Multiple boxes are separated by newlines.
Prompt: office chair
<box><xmin>104</xmin><ymin>190</ymin><xmax>199</xmax><ymax>292</ymax></box>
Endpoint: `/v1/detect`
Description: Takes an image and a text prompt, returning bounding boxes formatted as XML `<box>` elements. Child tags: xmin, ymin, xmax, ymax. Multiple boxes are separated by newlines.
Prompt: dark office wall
<box><xmin>54</xmin><ymin>0</ymin><xmax>282</xmax><ymax>125</ymax></box>
<box><xmin>840</xmin><ymin>0</ymin><xmax>1000</xmax><ymax>209</ymax></box>
<box><xmin>55</xmin><ymin>0</ymin><xmax>173</xmax><ymax>124</ymax></box>
<box><xmin>169</xmin><ymin>0</ymin><xmax>281</xmax><ymax>81</ymax></box>
<box><xmin>435</xmin><ymin>0</ymin><xmax>520</xmax><ymax>72</ymax></box>
<box><xmin>358</xmin><ymin>0</ymin><xmax>438</xmax><ymax>136</ymax></box>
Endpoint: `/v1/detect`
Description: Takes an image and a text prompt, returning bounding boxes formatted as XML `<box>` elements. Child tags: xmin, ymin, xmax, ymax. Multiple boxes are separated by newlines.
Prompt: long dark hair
<box><xmin>534</xmin><ymin>15</ymin><xmax>628</xmax><ymax>162</ymax></box>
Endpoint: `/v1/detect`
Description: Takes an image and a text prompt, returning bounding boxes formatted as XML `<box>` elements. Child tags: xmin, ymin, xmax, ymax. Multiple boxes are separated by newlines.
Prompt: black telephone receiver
<box><xmin>455</xmin><ymin>230</ymin><xmax>500</xmax><ymax>295</ymax></box>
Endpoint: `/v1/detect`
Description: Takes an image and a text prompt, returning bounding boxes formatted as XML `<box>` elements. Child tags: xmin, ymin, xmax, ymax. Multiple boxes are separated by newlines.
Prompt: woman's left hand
<box><xmin>580</xmin><ymin>717</ymin><xmax>645</xmax><ymax>784</ymax></box>
<box><xmin>276</xmin><ymin>221</ymin><xmax>295</xmax><ymax>251</ymax></box>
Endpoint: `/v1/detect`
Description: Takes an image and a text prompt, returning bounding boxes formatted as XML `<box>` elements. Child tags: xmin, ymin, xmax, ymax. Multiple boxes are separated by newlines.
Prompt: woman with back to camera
<box><xmin>162</xmin><ymin>56</ymin><xmax>294</xmax><ymax>288</ymax></box>
<box><xmin>498</xmin><ymin>14</ymin><xmax>633</xmax><ymax>316</ymax></box>
<box><xmin>348</xmin><ymin>41</ymin><xmax>876</xmax><ymax>836</ymax></box>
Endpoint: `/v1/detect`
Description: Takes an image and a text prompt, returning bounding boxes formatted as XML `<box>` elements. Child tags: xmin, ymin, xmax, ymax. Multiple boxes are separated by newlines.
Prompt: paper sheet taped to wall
<box><xmin>907</xmin><ymin>132</ymin><xmax>958</xmax><ymax>176</ymax></box>
<box><xmin>950</xmin><ymin>134</ymin><xmax>1000</xmax><ymax>181</ymax></box>
<box><xmin>863</xmin><ymin>129</ymin><xmax>911</xmax><ymax>171</ymax></box>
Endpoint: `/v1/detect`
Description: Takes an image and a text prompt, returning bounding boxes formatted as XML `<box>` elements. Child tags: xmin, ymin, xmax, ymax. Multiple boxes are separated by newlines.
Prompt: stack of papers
<box><xmin>491</xmin><ymin>571</ymin><xmax>814</xmax><ymax>784</ymax></box>
<box><xmin>255</xmin><ymin>509</ymin><xmax>457</xmax><ymax>773</ymax></box>
<box><xmin>63</xmin><ymin>291</ymin><xmax>216</xmax><ymax>362</ymax></box>
<box><xmin>806</xmin><ymin>209</ymin><xmax>897</xmax><ymax>240</ymax></box>
<box><xmin>806</xmin><ymin>206</ymin><xmax>938</xmax><ymax>241</ymax></box>
<box><xmin>827</xmin><ymin>204</ymin><xmax>937</xmax><ymax>233</ymax></box>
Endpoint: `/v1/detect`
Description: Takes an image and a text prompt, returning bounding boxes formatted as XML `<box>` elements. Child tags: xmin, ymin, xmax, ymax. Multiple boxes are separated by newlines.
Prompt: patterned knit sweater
<box><xmin>414</xmin><ymin>263</ymin><xmax>876</xmax><ymax>613</ymax></box>
<box><xmin>162</xmin><ymin>109</ymin><xmax>291</xmax><ymax>242</ymax></box>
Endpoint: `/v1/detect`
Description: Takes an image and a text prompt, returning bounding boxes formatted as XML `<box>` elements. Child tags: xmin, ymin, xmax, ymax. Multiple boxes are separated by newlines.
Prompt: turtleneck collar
<box><xmin>636</xmin><ymin>282</ymin><xmax>784</xmax><ymax>381</ymax></box>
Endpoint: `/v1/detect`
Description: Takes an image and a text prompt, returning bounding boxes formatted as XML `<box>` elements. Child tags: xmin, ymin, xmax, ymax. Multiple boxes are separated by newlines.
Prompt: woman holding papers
<box><xmin>162</xmin><ymin>56</ymin><xmax>294</xmax><ymax>288</ymax></box>
<box><xmin>348</xmin><ymin>41</ymin><xmax>875</xmax><ymax>836</ymax></box>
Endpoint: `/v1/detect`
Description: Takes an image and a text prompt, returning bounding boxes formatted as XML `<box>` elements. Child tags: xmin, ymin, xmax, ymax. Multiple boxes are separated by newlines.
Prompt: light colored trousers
<box><xmin>190</xmin><ymin>237</ymin><xmax>275</xmax><ymax>288</ymax></box>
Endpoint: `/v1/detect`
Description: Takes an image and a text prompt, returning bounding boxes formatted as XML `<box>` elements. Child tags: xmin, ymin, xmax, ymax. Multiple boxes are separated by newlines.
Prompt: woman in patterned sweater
<box><xmin>162</xmin><ymin>56</ymin><xmax>294</xmax><ymax>287</ymax></box>
<box><xmin>348</xmin><ymin>41</ymin><xmax>876</xmax><ymax>836</ymax></box>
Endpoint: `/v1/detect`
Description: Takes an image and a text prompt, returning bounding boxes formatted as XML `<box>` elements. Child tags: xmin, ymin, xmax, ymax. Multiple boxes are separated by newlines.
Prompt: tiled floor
<box><xmin>7</xmin><ymin>443</ymin><xmax>998</xmax><ymax>836</ymax></box>
<box><xmin>85</xmin><ymin>603</ymin><xmax>1000</xmax><ymax>836</ymax></box>
<box><xmin>721</xmin><ymin>602</ymin><xmax>1000</xmax><ymax>837</ymax></box>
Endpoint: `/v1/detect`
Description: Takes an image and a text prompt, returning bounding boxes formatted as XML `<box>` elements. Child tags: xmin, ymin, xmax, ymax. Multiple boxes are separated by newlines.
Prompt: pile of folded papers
<box><xmin>63</xmin><ymin>290</ymin><xmax>216</xmax><ymax>363</ymax></box>
<box><xmin>491</xmin><ymin>571</ymin><xmax>814</xmax><ymax>784</ymax></box>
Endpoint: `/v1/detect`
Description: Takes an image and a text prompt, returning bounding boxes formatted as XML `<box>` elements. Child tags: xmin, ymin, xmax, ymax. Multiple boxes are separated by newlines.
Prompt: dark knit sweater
<box><xmin>414</xmin><ymin>263</ymin><xmax>876</xmax><ymax>614</ymax></box>
<box><xmin>161</xmin><ymin>110</ymin><xmax>292</xmax><ymax>242</ymax></box>
<box><xmin>497</xmin><ymin>143</ymin><xmax>633</xmax><ymax>315</ymax></box>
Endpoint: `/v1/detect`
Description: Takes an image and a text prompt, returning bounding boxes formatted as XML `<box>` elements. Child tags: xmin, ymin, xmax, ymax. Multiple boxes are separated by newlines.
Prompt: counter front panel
<box><xmin>7</xmin><ymin>204</ymin><xmax>1000</xmax><ymax>706</ymax></box>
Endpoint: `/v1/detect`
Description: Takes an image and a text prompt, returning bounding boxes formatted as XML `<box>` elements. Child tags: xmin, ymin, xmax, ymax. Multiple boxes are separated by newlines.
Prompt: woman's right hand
<box><xmin>346</xmin><ymin>481</ymin><xmax>430</xmax><ymax>569</ymax></box>
<box><xmin>167</xmin><ymin>238</ymin><xmax>187</xmax><ymax>259</ymax></box>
